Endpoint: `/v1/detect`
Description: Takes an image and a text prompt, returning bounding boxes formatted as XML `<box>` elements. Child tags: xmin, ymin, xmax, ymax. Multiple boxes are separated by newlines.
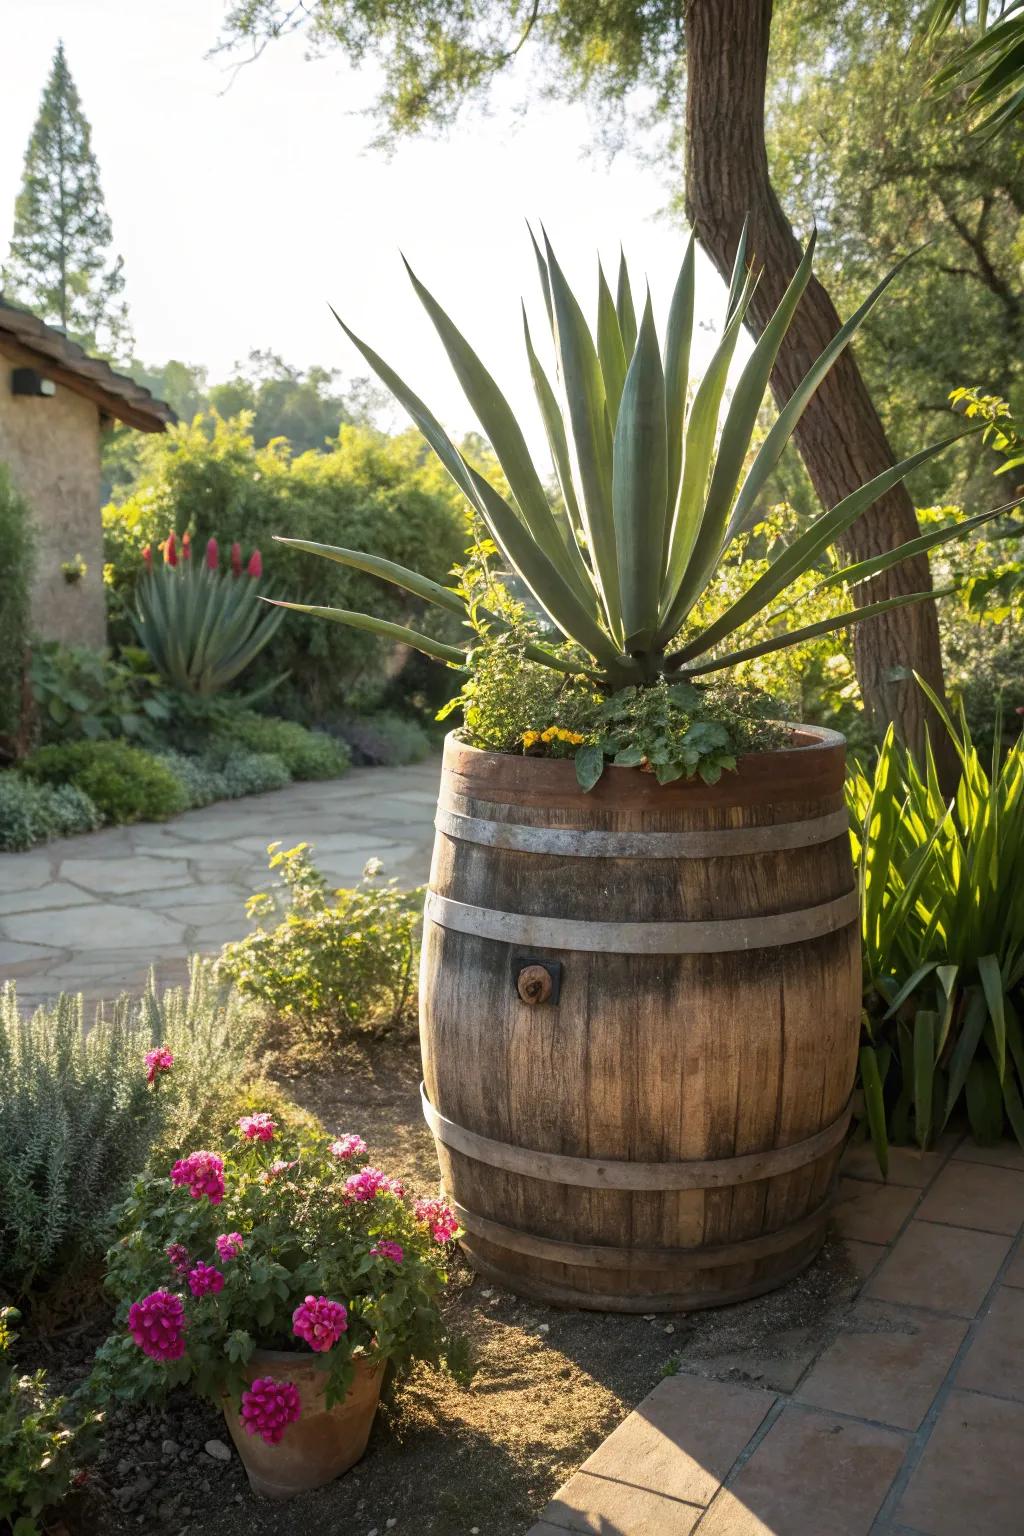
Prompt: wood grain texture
<box><xmin>419</xmin><ymin>730</ymin><xmax>861</xmax><ymax>1310</ymax></box>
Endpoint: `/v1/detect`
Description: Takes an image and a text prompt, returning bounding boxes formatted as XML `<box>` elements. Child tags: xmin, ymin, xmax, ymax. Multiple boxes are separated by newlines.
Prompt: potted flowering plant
<box><xmin>93</xmin><ymin>1113</ymin><xmax>465</xmax><ymax>1499</ymax></box>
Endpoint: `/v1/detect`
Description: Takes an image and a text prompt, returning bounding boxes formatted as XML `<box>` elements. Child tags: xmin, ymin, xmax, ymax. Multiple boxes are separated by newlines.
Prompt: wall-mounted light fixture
<box><xmin>11</xmin><ymin>367</ymin><xmax>56</xmax><ymax>398</ymax></box>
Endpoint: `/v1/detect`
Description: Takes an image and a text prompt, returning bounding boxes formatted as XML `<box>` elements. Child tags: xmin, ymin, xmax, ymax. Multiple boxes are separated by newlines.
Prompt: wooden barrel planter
<box><xmin>419</xmin><ymin>727</ymin><xmax>860</xmax><ymax>1312</ymax></box>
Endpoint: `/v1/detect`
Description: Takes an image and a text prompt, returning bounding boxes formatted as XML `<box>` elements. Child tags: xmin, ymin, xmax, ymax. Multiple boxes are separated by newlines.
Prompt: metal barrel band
<box><xmin>423</xmin><ymin>887</ymin><xmax>859</xmax><ymax>955</ymax></box>
<box><xmin>422</xmin><ymin>1084</ymin><xmax>851</xmax><ymax>1191</ymax></box>
<box><xmin>434</xmin><ymin>805</ymin><xmax>851</xmax><ymax>859</ymax></box>
<box><xmin>448</xmin><ymin>1196</ymin><xmax>833</xmax><ymax>1272</ymax></box>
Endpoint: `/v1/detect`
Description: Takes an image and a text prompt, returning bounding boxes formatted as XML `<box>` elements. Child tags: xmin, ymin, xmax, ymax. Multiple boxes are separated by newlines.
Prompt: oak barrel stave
<box><xmin>419</xmin><ymin>728</ymin><xmax>860</xmax><ymax>1310</ymax></box>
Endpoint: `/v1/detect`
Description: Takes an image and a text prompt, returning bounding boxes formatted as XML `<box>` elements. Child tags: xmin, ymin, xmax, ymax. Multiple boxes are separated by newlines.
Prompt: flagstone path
<box><xmin>0</xmin><ymin>760</ymin><xmax>440</xmax><ymax>1010</ymax></box>
<box><xmin>528</xmin><ymin>1133</ymin><xmax>1024</xmax><ymax>1536</ymax></box>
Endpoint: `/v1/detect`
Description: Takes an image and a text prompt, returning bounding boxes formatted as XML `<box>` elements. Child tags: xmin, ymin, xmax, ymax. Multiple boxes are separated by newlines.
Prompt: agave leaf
<box><xmin>402</xmin><ymin>258</ymin><xmax>595</xmax><ymax>605</ymax></box>
<box><xmin>273</xmin><ymin>537</ymin><xmax>466</xmax><ymax>614</ymax></box>
<box><xmin>663</xmin><ymin>233</ymin><xmax>696</xmax><ymax>548</ymax></box>
<box><xmin>616</xmin><ymin>247</ymin><xmax>637</xmax><ymax>355</ymax></box>
<box><xmin>677</xmin><ymin>588</ymin><xmax>955</xmax><ymax>677</ymax></box>
<box><xmin>522</xmin><ymin>308</ymin><xmax>585</xmax><ymax>538</ymax></box>
<box><xmin>673</xmin><ymin>432</ymin><xmax>969</xmax><ymax>664</ymax></box>
<box><xmin>265</xmin><ymin>600</ymin><xmax>468</xmax><ymax>665</ymax></box>
<box><xmin>543</xmin><ymin>230</ymin><xmax>622</xmax><ymax>640</ymax></box>
<box><xmin>808</xmin><ymin>497</ymin><xmax>1011</xmax><ymax>596</ymax></box>
<box><xmin>597</xmin><ymin>263</ymin><xmax>629</xmax><ymax>427</ymax></box>
<box><xmin>613</xmin><ymin>291</ymin><xmax>668</xmax><ymax>652</ymax></box>
<box><xmin>724</xmin><ymin>218</ymin><xmax>751</xmax><ymax>321</ymax></box>
<box><xmin>527</xmin><ymin>221</ymin><xmax>554</xmax><ymax>333</ymax></box>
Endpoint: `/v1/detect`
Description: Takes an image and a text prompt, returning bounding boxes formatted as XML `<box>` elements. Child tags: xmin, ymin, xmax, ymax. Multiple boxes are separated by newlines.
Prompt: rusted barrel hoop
<box><xmin>434</xmin><ymin>805</ymin><xmax>851</xmax><ymax>858</ymax></box>
<box><xmin>421</xmin><ymin>1083</ymin><xmax>851</xmax><ymax>1191</ymax></box>
<box><xmin>423</xmin><ymin>888</ymin><xmax>859</xmax><ymax>955</ymax></box>
<box><xmin>448</xmin><ymin>1194</ymin><xmax>834</xmax><ymax>1271</ymax></box>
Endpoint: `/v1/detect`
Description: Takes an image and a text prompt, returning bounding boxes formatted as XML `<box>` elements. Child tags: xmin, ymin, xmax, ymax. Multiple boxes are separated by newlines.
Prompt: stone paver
<box><xmin>528</xmin><ymin>1136</ymin><xmax>1024</xmax><ymax>1536</ymax></box>
<box><xmin>0</xmin><ymin>761</ymin><xmax>440</xmax><ymax>1007</ymax></box>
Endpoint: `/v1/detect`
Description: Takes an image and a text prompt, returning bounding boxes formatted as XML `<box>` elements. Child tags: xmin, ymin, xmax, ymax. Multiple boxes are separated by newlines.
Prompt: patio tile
<box><xmin>953</xmin><ymin>1140</ymin><xmax>1024</xmax><ymax>1173</ymax></box>
<box><xmin>866</xmin><ymin>1221</ymin><xmax>1011</xmax><ymax>1317</ymax></box>
<box><xmin>0</xmin><ymin>882</ymin><xmax>101</xmax><ymax>915</ymax></box>
<box><xmin>840</xmin><ymin>1140</ymin><xmax>950</xmax><ymax>1190</ymax></box>
<box><xmin>3</xmin><ymin>904</ymin><xmax>187</xmax><ymax>950</ymax></box>
<box><xmin>834</xmin><ymin>1178</ymin><xmax>920</xmax><ymax>1243</ymax></box>
<box><xmin>915</xmin><ymin>1161</ymin><xmax>1024</xmax><ymax>1236</ymax></box>
<box><xmin>796</xmin><ymin>1302</ymin><xmax>966</xmax><ymax>1430</ymax></box>
<box><xmin>954</xmin><ymin>1285</ymin><xmax>1024</xmax><ymax>1402</ymax></box>
<box><xmin>698</xmin><ymin>1404</ymin><xmax>906</xmax><ymax>1536</ymax></box>
<box><xmin>0</xmin><ymin>854</ymin><xmax>53</xmax><ymax>892</ymax></box>
<box><xmin>1003</xmin><ymin>1246</ymin><xmax>1024</xmax><ymax>1288</ymax></box>
<box><xmin>896</xmin><ymin>1390</ymin><xmax>1024</xmax><ymax>1535</ymax></box>
<box><xmin>59</xmin><ymin>855</ymin><xmax>193</xmax><ymax>895</ymax></box>
<box><xmin>841</xmin><ymin>1239</ymin><xmax>888</xmax><ymax>1281</ymax></box>
<box><xmin>539</xmin><ymin>1373</ymin><xmax>774</xmax><ymax>1533</ymax></box>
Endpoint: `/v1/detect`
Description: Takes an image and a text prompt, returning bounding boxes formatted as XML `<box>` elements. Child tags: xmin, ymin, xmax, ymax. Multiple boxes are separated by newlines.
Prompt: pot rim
<box><xmin>446</xmin><ymin>722</ymin><xmax>845</xmax><ymax>768</ymax></box>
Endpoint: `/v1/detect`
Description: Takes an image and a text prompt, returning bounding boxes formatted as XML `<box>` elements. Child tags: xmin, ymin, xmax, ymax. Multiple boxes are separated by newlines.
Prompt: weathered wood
<box><xmin>420</xmin><ymin>728</ymin><xmax>861</xmax><ymax>1311</ymax></box>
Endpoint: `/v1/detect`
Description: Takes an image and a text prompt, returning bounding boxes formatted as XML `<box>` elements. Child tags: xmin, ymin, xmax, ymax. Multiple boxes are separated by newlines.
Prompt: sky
<box><xmin>0</xmin><ymin>0</ymin><xmax>737</xmax><ymax>446</ymax></box>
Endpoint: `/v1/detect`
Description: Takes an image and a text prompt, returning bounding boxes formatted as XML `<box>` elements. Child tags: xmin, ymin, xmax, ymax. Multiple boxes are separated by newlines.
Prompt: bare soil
<box><xmin>39</xmin><ymin>1037</ymin><xmax>863</xmax><ymax>1536</ymax></box>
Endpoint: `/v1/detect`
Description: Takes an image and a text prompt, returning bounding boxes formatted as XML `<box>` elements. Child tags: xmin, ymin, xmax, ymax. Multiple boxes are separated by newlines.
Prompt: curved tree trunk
<box><xmin>684</xmin><ymin>0</ymin><xmax>954</xmax><ymax>773</ymax></box>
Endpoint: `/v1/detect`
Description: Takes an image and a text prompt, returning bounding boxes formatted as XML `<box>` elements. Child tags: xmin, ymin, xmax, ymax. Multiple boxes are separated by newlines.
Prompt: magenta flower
<box><xmin>238</xmin><ymin>1112</ymin><xmax>275</xmax><ymax>1142</ymax></box>
<box><xmin>370</xmin><ymin>1240</ymin><xmax>404</xmax><ymax>1264</ymax></box>
<box><xmin>345</xmin><ymin>1167</ymin><xmax>405</xmax><ymax>1203</ymax></box>
<box><xmin>165</xmin><ymin>1242</ymin><xmax>190</xmax><ymax>1276</ymax></box>
<box><xmin>291</xmin><ymin>1295</ymin><xmax>348</xmax><ymax>1353</ymax></box>
<box><xmin>206</xmin><ymin>536</ymin><xmax>219</xmax><ymax>571</ymax></box>
<box><xmin>414</xmin><ymin>1196</ymin><xmax>460</xmax><ymax>1244</ymax></box>
<box><xmin>187</xmin><ymin>1261</ymin><xmax>225</xmax><ymax>1298</ymax></box>
<box><xmin>247</xmin><ymin>550</ymin><xmax>263</xmax><ymax>579</ymax></box>
<box><xmin>170</xmin><ymin>1151</ymin><xmax>225</xmax><ymax>1205</ymax></box>
<box><xmin>216</xmin><ymin>1232</ymin><xmax>244</xmax><ymax>1262</ymax></box>
<box><xmin>240</xmin><ymin>1377</ymin><xmax>302</xmax><ymax>1444</ymax></box>
<box><xmin>329</xmin><ymin>1134</ymin><xmax>367</xmax><ymax>1161</ymax></box>
<box><xmin>262</xmin><ymin>1158</ymin><xmax>298</xmax><ymax>1184</ymax></box>
<box><xmin>145</xmin><ymin>1045</ymin><xmax>173</xmax><ymax>1085</ymax></box>
<box><xmin>128</xmin><ymin>1289</ymin><xmax>186</xmax><ymax>1361</ymax></box>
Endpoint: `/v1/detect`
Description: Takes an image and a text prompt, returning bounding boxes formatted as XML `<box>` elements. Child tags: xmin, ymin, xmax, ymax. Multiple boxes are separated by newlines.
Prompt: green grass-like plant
<box><xmin>850</xmin><ymin>687</ymin><xmax>1024</xmax><ymax>1169</ymax></box>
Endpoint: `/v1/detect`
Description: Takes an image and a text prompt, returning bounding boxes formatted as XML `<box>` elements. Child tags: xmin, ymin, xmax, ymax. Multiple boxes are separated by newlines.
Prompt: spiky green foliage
<box><xmin>278</xmin><ymin>232</ymin><xmax>997</xmax><ymax>724</ymax></box>
<box><xmin>850</xmin><ymin>688</ymin><xmax>1024</xmax><ymax>1170</ymax></box>
<box><xmin>924</xmin><ymin>0</ymin><xmax>1024</xmax><ymax>138</ymax></box>
<box><xmin>133</xmin><ymin>562</ymin><xmax>285</xmax><ymax>697</ymax></box>
<box><xmin>0</xmin><ymin>967</ymin><xmax>265</xmax><ymax>1301</ymax></box>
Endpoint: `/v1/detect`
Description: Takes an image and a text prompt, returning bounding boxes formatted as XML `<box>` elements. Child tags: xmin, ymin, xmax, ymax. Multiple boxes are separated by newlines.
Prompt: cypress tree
<box><xmin>2</xmin><ymin>41</ymin><xmax>133</xmax><ymax>359</ymax></box>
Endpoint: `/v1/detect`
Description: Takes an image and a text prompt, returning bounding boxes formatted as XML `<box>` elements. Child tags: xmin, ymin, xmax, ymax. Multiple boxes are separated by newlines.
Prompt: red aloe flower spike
<box><xmin>206</xmin><ymin>537</ymin><xmax>219</xmax><ymax>571</ymax></box>
<box><xmin>230</xmin><ymin>541</ymin><xmax>242</xmax><ymax>576</ymax></box>
<box><xmin>165</xmin><ymin>531</ymin><xmax>178</xmax><ymax>567</ymax></box>
<box><xmin>181</xmin><ymin>531</ymin><xmax>192</xmax><ymax>560</ymax></box>
<box><xmin>247</xmin><ymin>550</ymin><xmax>263</xmax><ymax>579</ymax></box>
<box><xmin>141</xmin><ymin>544</ymin><xmax>152</xmax><ymax>570</ymax></box>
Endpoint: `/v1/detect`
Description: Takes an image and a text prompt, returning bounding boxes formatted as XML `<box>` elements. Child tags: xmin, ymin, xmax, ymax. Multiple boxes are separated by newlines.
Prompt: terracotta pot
<box><xmin>222</xmin><ymin>1349</ymin><xmax>384</xmax><ymax>1499</ymax></box>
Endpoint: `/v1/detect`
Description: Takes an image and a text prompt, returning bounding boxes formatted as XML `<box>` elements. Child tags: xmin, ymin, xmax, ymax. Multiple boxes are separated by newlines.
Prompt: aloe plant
<box><xmin>850</xmin><ymin>689</ymin><xmax>1024</xmax><ymax>1167</ymax></box>
<box><xmin>272</xmin><ymin>229</ymin><xmax>997</xmax><ymax>697</ymax></box>
<box><xmin>133</xmin><ymin>560</ymin><xmax>284</xmax><ymax>696</ymax></box>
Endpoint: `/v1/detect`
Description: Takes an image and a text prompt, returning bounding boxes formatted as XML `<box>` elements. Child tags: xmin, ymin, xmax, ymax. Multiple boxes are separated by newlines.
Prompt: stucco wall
<box><xmin>0</xmin><ymin>337</ymin><xmax>107</xmax><ymax>649</ymax></box>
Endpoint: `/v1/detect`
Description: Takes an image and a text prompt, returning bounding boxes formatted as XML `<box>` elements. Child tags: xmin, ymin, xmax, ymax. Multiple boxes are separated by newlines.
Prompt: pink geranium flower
<box><xmin>165</xmin><ymin>1242</ymin><xmax>190</xmax><ymax>1275</ymax></box>
<box><xmin>413</xmin><ymin>1196</ymin><xmax>460</xmax><ymax>1244</ymax></box>
<box><xmin>238</xmin><ymin>1112</ymin><xmax>275</xmax><ymax>1142</ymax></box>
<box><xmin>170</xmin><ymin>1151</ymin><xmax>225</xmax><ymax>1205</ymax></box>
<box><xmin>370</xmin><ymin>1240</ymin><xmax>404</xmax><ymax>1264</ymax></box>
<box><xmin>291</xmin><ymin>1295</ymin><xmax>348</xmax><ymax>1353</ymax></box>
<box><xmin>240</xmin><ymin>1377</ymin><xmax>302</xmax><ymax>1444</ymax></box>
<box><xmin>145</xmin><ymin>1046</ymin><xmax>173</xmax><ymax>1084</ymax></box>
<box><xmin>215</xmin><ymin>1232</ymin><xmax>244</xmax><ymax>1262</ymax></box>
<box><xmin>187</xmin><ymin>1261</ymin><xmax>225</xmax><ymax>1298</ymax></box>
<box><xmin>329</xmin><ymin>1134</ymin><xmax>367</xmax><ymax>1161</ymax></box>
<box><xmin>128</xmin><ymin>1290</ymin><xmax>186</xmax><ymax>1361</ymax></box>
<box><xmin>345</xmin><ymin>1167</ymin><xmax>404</xmax><ymax>1203</ymax></box>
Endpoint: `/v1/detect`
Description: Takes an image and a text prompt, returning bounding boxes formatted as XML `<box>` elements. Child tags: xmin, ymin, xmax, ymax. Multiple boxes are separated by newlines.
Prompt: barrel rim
<box><xmin>441</xmin><ymin>723</ymin><xmax>846</xmax><ymax>810</ymax></box>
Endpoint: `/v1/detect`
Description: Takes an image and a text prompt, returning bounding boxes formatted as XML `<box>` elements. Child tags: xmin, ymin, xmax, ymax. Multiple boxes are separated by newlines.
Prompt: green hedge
<box><xmin>0</xmin><ymin>466</ymin><xmax>34</xmax><ymax>744</ymax></box>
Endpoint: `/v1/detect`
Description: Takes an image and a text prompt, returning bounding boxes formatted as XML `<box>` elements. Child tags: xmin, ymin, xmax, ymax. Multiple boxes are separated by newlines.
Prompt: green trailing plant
<box><xmin>23</xmin><ymin>740</ymin><xmax>189</xmax><ymax>824</ymax></box>
<box><xmin>850</xmin><ymin>688</ymin><xmax>1024</xmax><ymax>1170</ymax></box>
<box><xmin>272</xmin><ymin>230</ymin><xmax>1003</xmax><ymax>789</ymax></box>
<box><xmin>0</xmin><ymin>966</ymin><xmax>266</xmax><ymax>1304</ymax></box>
<box><xmin>133</xmin><ymin>534</ymin><xmax>284</xmax><ymax>697</ymax></box>
<box><xmin>0</xmin><ymin>773</ymin><xmax>101</xmax><ymax>852</ymax></box>
<box><xmin>216</xmin><ymin>844</ymin><xmax>421</xmax><ymax>1050</ymax></box>
<box><xmin>0</xmin><ymin>1306</ymin><xmax>98</xmax><ymax>1536</ymax></box>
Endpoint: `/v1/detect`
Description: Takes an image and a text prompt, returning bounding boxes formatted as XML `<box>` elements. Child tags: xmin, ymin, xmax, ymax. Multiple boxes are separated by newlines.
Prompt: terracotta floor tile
<box><xmin>866</xmin><ymin>1221</ymin><xmax>1012</xmax><ymax>1317</ymax></box>
<box><xmin>953</xmin><ymin>1140</ymin><xmax>1024</xmax><ymax>1173</ymax></box>
<box><xmin>840</xmin><ymin>1140</ymin><xmax>950</xmax><ymax>1190</ymax></box>
<box><xmin>1004</xmin><ymin>1245</ymin><xmax>1024</xmax><ymax>1289</ymax></box>
<box><xmin>915</xmin><ymin>1161</ymin><xmax>1024</xmax><ymax>1235</ymax></box>
<box><xmin>796</xmin><ymin>1301</ymin><xmax>966</xmax><ymax>1430</ymax></box>
<box><xmin>896</xmin><ymin>1390</ymin><xmax>1024</xmax><ymax>1535</ymax></box>
<box><xmin>539</xmin><ymin>1373</ymin><xmax>773</xmax><ymax>1533</ymax></box>
<box><xmin>698</xmin><ymin>1404</ymin><xmax>906</xmax><ymax>1536</ymax></box>
<box><xmin>842</xmin><ymin>1238</ymin><xmax>888</xmax><ymax>1281</ymax></box>
<box><xmin>834</xmin><ymin>1179</ymin><xmax>920</xmax><ymax>1243</ymax></box>
<box><xmin>955</xmin><ymin>1286</ymin><xmax>1024</xmax><ymax>1402</ymax></box>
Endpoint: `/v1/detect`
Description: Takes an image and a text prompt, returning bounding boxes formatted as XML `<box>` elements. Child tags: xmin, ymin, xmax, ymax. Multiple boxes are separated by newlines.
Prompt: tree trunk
<box><xmin>684</xmin><ymin>0</ymin><xmax>954</xmax><ymax>773</ymax></box>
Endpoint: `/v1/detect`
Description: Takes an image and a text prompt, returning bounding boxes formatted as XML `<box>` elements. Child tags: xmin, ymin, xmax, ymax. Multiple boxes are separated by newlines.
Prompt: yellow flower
<box><xmin>540</xmin><ymin>727</ymin><xmax>557</xmax><ymax>742</ymax></box>
<box><xmin>563</xmin><ymin>730</ymin><xmax>585</xmax><ymax>745</ymax></box>
<box><xmin>522</xmin><ymin>731</ymin><xmax>540</xmax><ymax>748</ymax></box>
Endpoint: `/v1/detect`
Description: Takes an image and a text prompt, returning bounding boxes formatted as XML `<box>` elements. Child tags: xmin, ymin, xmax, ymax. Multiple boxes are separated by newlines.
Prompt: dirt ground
<box><xmin>37</xmin><ymin>1036</ymin><xmax>864</xmax><ymax>1536</ymax></box>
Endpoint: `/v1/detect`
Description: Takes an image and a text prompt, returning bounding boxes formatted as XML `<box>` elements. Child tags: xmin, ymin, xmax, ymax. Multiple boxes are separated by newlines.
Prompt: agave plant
<box><xmin>133</xmin><ymin>557</ymin><xmax>284</xmax><ymax>696</ymax></box>
<box><xmin>851</xmin><ymin>688</ymin><xmax>1024</xmax><ymax>1168</ymax></box>
<box><xmin>271</xmin><ymin>228</ymin><xmax>998</xmax><ymax>706</ymax></box>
